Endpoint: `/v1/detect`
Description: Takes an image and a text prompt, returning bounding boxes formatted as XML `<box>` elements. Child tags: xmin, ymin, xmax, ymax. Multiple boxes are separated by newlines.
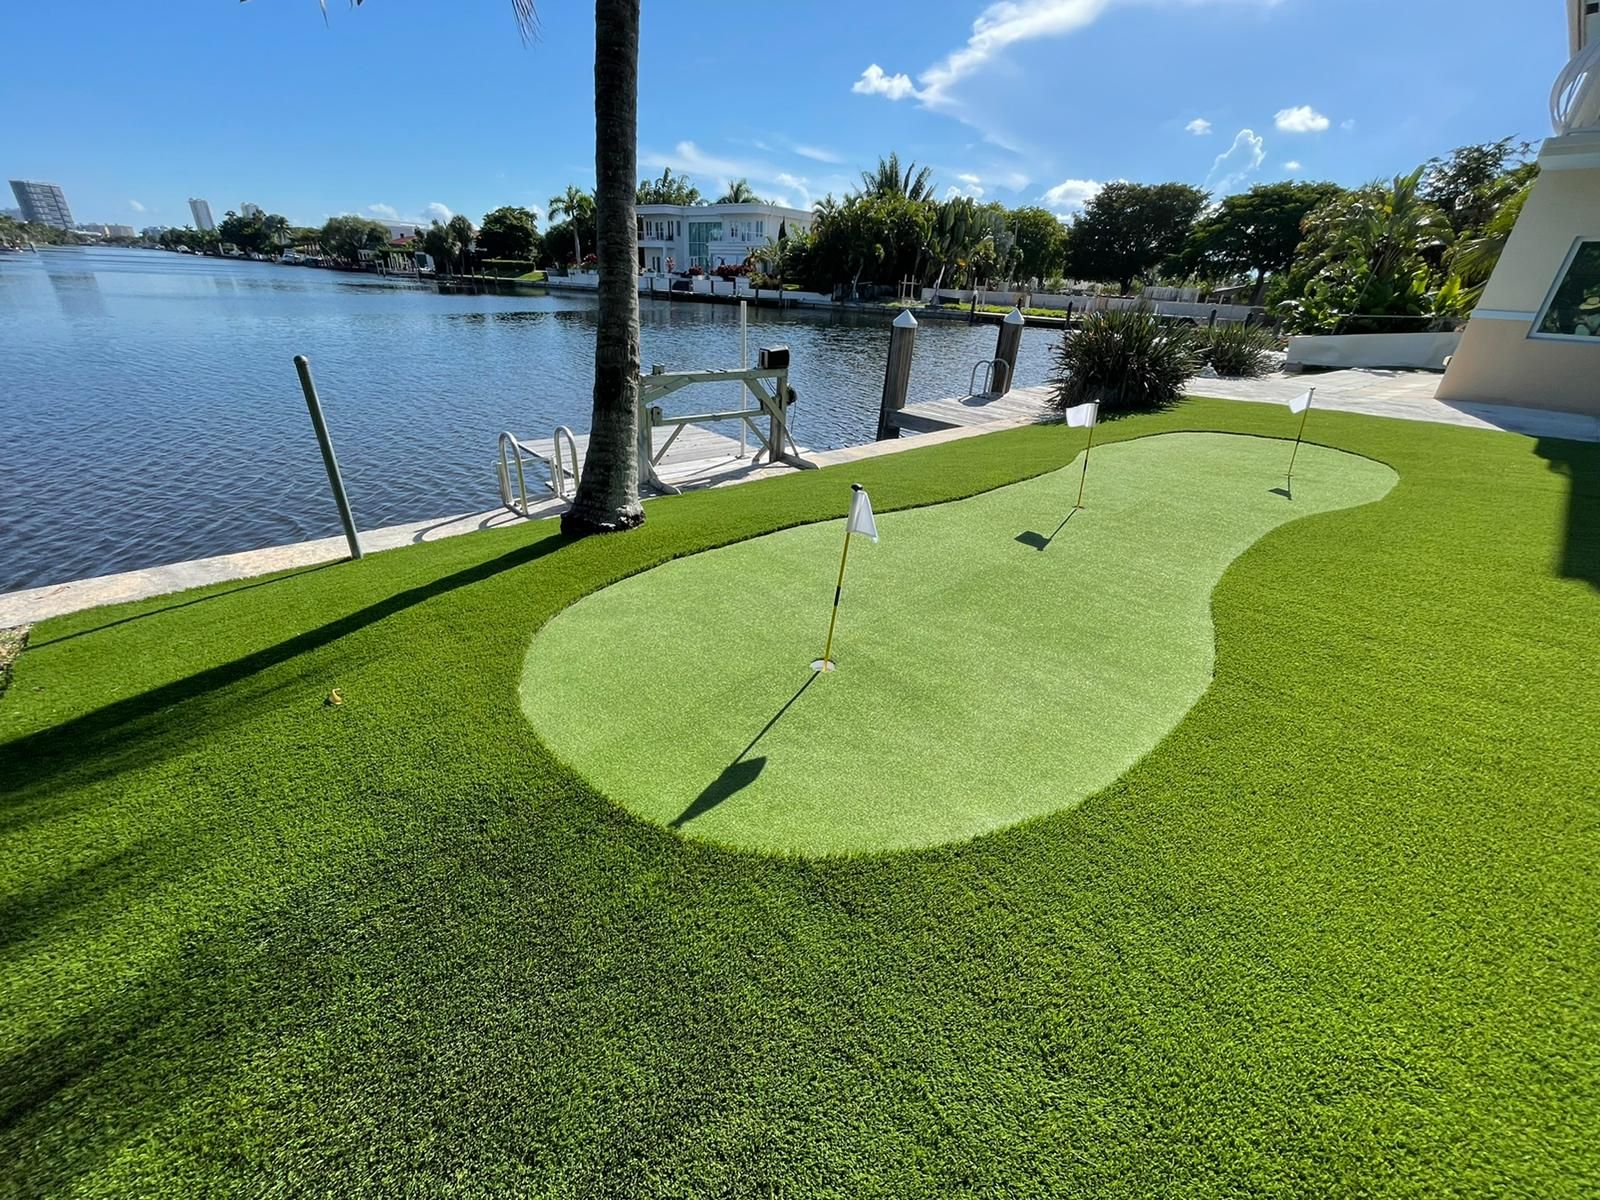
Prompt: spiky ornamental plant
<box><xmin>1050</xmin><ymin>307</ymin><xmax>1202</xmax><ymax>413</ymax></box>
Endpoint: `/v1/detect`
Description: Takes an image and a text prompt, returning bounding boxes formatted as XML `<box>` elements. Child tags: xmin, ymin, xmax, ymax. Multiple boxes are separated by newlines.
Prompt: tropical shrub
<box><xmin>1199</xmin><ymin>322</ymin><xmax>1278</xmax><ymax>378</ymax></box>
<box><xmin>1273</xmin><ymin>168</ymin><xmax>1467</xmax><ymax>334</ymax></box>
<box><xmin>1050</xmin><ymin>307</ymin><xmax>1202</xmax><ymax>414</ymax></box>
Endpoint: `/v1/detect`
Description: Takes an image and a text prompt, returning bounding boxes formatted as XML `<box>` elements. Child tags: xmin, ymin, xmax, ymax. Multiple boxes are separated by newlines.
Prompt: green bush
<box><xmin>1050</xmin><ymin>307</ymin><xmax>1202</xmax><ymax>414</ymax></box>
<box><xmin>1199</xmin><ymin>322</ymin><xmax>1279</xmax><ymax>378</ymax></box>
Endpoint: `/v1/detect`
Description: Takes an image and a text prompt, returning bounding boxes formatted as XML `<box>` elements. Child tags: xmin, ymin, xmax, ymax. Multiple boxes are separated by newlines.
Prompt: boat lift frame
<box><xmin>497</xmin><ymin>361</ymin><xmax>814</xmax><ymax>515</ymax></box>
<box><xmin>635</xmin><ymin>362</ymin><xmax>813</xmax><ymax>495</ymax></box>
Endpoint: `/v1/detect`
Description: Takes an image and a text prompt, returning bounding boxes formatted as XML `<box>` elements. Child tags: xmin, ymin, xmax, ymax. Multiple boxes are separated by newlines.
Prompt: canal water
<box><xmin>0</xmin><ymin>246</ymin><xmax>1063</xmax><ymax>591</ymax></box>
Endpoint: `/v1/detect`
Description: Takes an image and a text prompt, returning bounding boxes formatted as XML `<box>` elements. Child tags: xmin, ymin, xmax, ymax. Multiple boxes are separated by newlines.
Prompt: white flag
<box><xmin>847</xmin><ymin>485</ymin><xmax>878</xmax><ymax>543</ymax></box>
<box><xmin>1065</xmin><ymin>400</ymin><xmax>1099</xmax><ymax>428</ymax></box>
<box><xmin>1286</xmin><ymin>389</ymin><xmax>1314</xmax><ymax>415</ymax></box>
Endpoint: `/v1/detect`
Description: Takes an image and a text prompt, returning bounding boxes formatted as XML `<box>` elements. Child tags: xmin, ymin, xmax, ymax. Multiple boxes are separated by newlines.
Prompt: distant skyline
<box><xmin>0</xmin><ymin>0</ymin><xmax>1567</xmax><ymax>231</ymax></box>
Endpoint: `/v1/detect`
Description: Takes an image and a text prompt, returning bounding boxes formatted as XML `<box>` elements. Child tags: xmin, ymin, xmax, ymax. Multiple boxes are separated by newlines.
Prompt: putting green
<box><xmin>521</xmin><ymin>433</ymin><xmax>1396</xmax><ymax>855</ymax></box>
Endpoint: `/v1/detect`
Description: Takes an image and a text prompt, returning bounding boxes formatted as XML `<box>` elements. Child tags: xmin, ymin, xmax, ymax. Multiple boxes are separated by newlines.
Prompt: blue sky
<box><xmin>2</xmin><ymin>0</ymin><xmax>1567</xmax><ymax>230</ymax></box>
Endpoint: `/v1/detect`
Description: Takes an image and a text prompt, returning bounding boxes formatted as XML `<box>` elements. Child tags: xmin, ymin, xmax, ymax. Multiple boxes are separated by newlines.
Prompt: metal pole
<box><xmin>738</xmin><ymin>299</ymin><xmax>748</xmax><ymax>458</ymax></box>
<box><xmin>1075</xmin><ymin>419</ymin><xmax>1096</xmax><ymax>510</ymax></box>
<box><xmin>293</xmin><ymin>355</ymin><xmax>362</xmax><ymax>561</ymax></box>
<box><xmin>1285</xmin><ymin>387</ymin><xmax>1316</xmax><ymax>485</ymax></box>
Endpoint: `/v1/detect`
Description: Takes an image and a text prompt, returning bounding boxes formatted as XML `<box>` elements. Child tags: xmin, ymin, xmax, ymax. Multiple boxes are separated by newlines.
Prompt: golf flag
<box><xmin>847</xmin><ymin>485</ymin><xmax>878</xmax><ymax>543</ymax></box>
<box><xmin>1284</xmin><ymin>386</ymin><xmax>1317</xmax><ymax>488</ymax></box>
<box><xmin>1069</xmin><ymin>401</ymin><xmax>1101</xmax><ymax>509</ymax></box>
<box><xmin>1065</xmin><ymin>400</ymin><xmax>1100</xmax><ymax>428</ymax></box>
<box><xmin>815</xmin><ymin>484</ymin><xmax>876</xmax><ymax>672</ymax></box>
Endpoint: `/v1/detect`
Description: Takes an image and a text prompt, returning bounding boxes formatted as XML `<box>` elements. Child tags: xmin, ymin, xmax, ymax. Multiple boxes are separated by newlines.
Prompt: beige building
<box><xmin>1437</xmin><ymin>1</ymin><xmax>1600</xmax><ymax>414</ymax></box>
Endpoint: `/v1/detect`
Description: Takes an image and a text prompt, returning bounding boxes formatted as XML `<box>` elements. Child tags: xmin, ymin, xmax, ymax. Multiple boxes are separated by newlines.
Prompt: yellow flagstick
<box><xmin>817</xmin><ymin>520</ymin><xmax>853</xmax><ymax>672</ymax></box>
<box><xmin>1074</xmin><ymin>418</ymin><xmax>1097</xmax><ymax>510</ymax></box>
<box><xmin>1285</xmin><ymin>386</ymin><xmax>1316</xmax><ymax>487</ymax></box>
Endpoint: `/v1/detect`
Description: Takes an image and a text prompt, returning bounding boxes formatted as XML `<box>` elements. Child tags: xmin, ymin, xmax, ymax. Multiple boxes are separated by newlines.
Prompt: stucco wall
<box><xmin>1437</xmin><ymin>135</ymin><xmax>1600</xmax><ymax>415</ymax></box>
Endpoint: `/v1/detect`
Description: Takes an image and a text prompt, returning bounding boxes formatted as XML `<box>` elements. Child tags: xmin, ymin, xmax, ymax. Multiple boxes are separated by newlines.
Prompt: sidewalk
<box><xmin>1188</xmin><ymin>368</ymin><xmax>1600</xmax><ymax>442</ymax></box>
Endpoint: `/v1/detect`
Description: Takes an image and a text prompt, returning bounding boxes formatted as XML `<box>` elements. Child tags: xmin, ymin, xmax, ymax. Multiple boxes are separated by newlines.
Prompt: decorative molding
<box><xmin>1471</xmin><ymin>309</ymin><xmax>1537</xmax><ymax>322</ymax></box>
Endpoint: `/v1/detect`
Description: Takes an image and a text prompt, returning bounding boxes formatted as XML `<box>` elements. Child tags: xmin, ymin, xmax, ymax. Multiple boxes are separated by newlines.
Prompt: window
<box><xmin>688</xmin><ymin>220</ymin><xmax>722</xmax><ymax>268</ymax></box>
<box><xmin>1532</xmin><ymin>239</ymin><xmax>1600</xmax><ymax>340</ymax></box>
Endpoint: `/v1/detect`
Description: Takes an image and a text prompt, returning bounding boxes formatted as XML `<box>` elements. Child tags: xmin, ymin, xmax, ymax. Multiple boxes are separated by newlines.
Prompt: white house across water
<box><xmin>635</xmin><ymin>202</ymin><xmax>814</xmax><ymax>274</ymax></box>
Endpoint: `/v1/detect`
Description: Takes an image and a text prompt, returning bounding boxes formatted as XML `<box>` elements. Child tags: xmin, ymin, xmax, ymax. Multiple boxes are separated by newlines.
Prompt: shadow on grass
<box><xmin>25</xmin><ymin>563</ymin><xmax>339</xmax><ymax>649</ymax></box>
<box><xmin>670</xmin><ymin>674</ymin><xmax>816</xmax><ymax>829</ymax></box>
<box><xmin>1536</xmin><ymin>436</ymin><xmax>1600</xmax><ymax>591</ymax></box>
<box><xmin>1015</xmin><ymin>508</ymin><xmax>1076</xmax><ymax>551</ymax></box>
<box><xmin>0</xmin><ymin>530</ymin><xmax>573</xmax><ymax>821</ymax></box>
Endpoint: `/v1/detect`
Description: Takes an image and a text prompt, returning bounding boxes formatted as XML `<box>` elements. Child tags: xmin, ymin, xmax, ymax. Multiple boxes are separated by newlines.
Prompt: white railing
<box><xmin>1552</xmin><ymin>40</ymin><xmax>1600</xmax><ymax>135</ymax></box>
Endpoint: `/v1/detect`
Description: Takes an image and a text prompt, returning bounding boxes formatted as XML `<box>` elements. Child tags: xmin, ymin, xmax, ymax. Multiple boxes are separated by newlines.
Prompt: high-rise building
<box><xmin>9</xmin><ymin>180</ymin><xmax>74</xmax><ymax>230</ymax></box>
<box><xmin>188</xmin><ymin>198</ymin><xmax>216</xmax><ymax>231</ymax></box>
<box><xmin>241</xmin><ymin>202</ymin><xmax>263</xmax><ymax>218</ymax></box>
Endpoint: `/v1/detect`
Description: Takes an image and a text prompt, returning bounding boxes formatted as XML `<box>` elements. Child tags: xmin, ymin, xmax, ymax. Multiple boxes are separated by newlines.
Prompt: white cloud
<box><xmin>916</xmin><ymin>0</ymin><xmax>1111</xmax><ymax>111</ymax></box>
<box><xmin>1185</xmin><ymin>118</ymin><xmax>1213</xmax><ymax>136</ymax></box>
<box><xmin>1274</xmin><ymin>105</ymin><xmax>1330</xmax><ymax>133</ymax></box>
<box><xmin>957</xmin><ymin>171</ymin><xmax>983</xmax><ymax>185</ymax></box>
<box><xmin>793</xmin><ymin>143</ymin><xmax>843</xmax><ymax>164</ymax></box>
<box><xmin>1205</xmin><ymin>128</ymin><xmax>1266</xmax><ymax>194</ymax></box>
<box><xmin>852</xmin><ymin>64</ymin><xmax>918</xmax><ymax>100</ymax></box>
<box><xmin>367</xmin><ymin>203</ymin><xmax>401</xmax><ymax>220</ymax></box>
<box><xmin>1283</xmin><ymin>160</ymin><xmax>1303</xmax><ymax>172</ymax></box>
<box><xmin>945</xmin><ymin>182</ymin><xmax>986</xmax><ymax>200</ymax></box>
<box><xmin>774</xmin><ymin>172</ymin><xmax>812</xmax><ymax>208</ymax></box>
<box><xmin>1341</xmin><ymin>118</ymin><xmax>1357</xmax><ymax>131</ymax></box>
<box><xmin>424</xmin><ymin>202</ymin><xmax>453</xmax><ymax>222</ymax></box>
<box><xmin>1040</xmin><ymin>178</ymin><xmax>1102</xmax><ymax>213</ymax></box>
<box><xmin>129</xmin><ymin>199</ymin><xmax>146</xmax><ymax>213</ymax></box>
<box><xmin>855</xmin><ymin>0</ymin><xmax>1282</xmax><ymax>148</ymax></box>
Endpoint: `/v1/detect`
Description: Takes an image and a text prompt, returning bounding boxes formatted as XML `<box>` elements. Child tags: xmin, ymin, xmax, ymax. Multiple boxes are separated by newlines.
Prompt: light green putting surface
<box><xmin>522</xmin><ymin>433</ymin><xmax>1396</xmax><ymax>855</ymax></box>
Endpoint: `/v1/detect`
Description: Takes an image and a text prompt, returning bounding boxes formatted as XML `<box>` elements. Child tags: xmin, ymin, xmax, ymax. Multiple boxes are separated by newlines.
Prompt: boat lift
<box><xmin>498</xmin><ymin>347</ymin><xmax>815</xmax><ymax>516</ymax></box>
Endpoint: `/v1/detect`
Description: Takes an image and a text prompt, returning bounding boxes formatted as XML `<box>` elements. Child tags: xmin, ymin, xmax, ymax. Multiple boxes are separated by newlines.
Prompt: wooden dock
<box><xmin>887</xmin><ymin>384</ymin><xmax>1055</xmax><ymax>436</ymax></box>
<box><xmin>509</xmin><ymin>424</ymin><xmax>805</xmax><ymax>496</ymax></box>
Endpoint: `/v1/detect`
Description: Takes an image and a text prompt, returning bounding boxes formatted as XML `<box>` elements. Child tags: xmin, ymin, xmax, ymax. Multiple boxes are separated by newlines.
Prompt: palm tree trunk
<box><xmin>563</xmin><ymin>0</ymin><xmax>644</xmax><ymax>535</ymax></box>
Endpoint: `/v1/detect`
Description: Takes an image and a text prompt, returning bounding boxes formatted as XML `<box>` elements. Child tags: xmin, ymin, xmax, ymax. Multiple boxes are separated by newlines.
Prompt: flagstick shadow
<box><xmin>669</xmin><ymin>673</ymin><xmax>818</xmax><ymax>829</ymax></box>
<box><xmin>1015</xmin><ymin>507</ymin><xmax>1077</xmax><ymax>551</ymax></box>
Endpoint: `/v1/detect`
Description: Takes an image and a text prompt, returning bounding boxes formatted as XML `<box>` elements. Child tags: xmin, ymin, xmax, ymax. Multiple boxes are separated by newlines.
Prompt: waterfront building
<box><xmin>8</xmin><ymin>180</ymin><xmax>74</xmax><ymax>230</ymax></box>
<box><xmin>188</xmin><ymin>198</ymin><xmax>216</xmax><ymax>231</ymax></box>
<box><xmin>106</xmin><ymin>224</ymin><xmax>137</xmax><ymax>239</ymax></box>
<box><xmin>1438</xmin><ymin>0</ymin><xmax>1600</xmax><ymax>415</ymax></box>
<box><xmin>241</xmin><ymin>202</ymin><xmax>263</xmax><ymax>218</ymax></box>
<box><xmin>634</xmin><ymin>201</ymin><xmax>813</xmax><ymax>274</ymax></box>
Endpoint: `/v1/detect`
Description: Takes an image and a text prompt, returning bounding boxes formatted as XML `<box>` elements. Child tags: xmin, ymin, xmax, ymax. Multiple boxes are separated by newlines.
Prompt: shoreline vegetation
<box><xmin>7</xmin><ymin>136</ymin><xmax>1533</xmax><ymax>338</ymax></box>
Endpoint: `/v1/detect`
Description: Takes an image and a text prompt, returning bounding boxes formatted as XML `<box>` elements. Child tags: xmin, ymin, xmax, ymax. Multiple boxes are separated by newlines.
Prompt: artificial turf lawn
<box><xmin>525</xmin><ymin>433</ymin><xmax>1396</xmax><ymax>854</ymax></box>
<box><xmin>1</xmin><ymin>399</ymin><xmax>1597</xmax><ymax>1197</ymax></box>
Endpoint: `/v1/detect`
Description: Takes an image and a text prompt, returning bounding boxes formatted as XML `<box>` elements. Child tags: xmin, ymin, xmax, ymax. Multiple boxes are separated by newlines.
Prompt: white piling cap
<box><xmin>894</xmin><ymin>309</ymin><xmax>919</xmax><ymax>328</ymax></box>
<box><xmin>1005</xmin><ymin>306</ymin><xmax>1026</xmax><ymax>324</ymax></box>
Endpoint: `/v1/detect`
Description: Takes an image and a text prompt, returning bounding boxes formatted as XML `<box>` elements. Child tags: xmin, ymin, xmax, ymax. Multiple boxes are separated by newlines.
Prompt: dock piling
<box><xmin>876</xmin><ymin>309</ymin><xmax>918</xmax><ymax>440</ymax></box>
<box><xmin>293</xmin><ymin>354</ymin><xmax>363</xmax><ymax>561</ymax></box>
<box><xmin>993</xmin><ymin>306</ymin><xmax>1024</xmax><ymax>395</ymax></box>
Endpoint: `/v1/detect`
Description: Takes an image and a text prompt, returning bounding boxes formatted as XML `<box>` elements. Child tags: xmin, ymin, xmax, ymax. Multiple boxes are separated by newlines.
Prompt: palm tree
<box><xmin>717</xmin><ymin>178</ymin><xmax>760</xmax><ymax>204</ymax></box>
<box><xmin>563</xmin><ymin>0</ymin><xmax>644</xmax><ymax>532</ymax></box>
<box><xmin>281</xmin><ymin>0</ymin><xmax>645</xmax><ymax>533</ymax></box>
<box><xmin>261</xmin><ymin>213</ymin><xmax>290</xmax><ymax>249</ymax></box>
<box><xmin>447</xmin><ymin>213</ymin><xmax>476</xmax><ymax>274</ymax></box>
<box><xmin>1452</xmin><ymin>181</ymin><xmax>1532</xmax><ymax>300</ymax></box>
<box><xmin>547</xmin><ymin>185</ymin><xmax>594</xmax><ymax>264</ymax></box>
<box><xmin>859</xmin><ymin>152</ymin><xmax>934</xmax><ymax>203</ymax></box>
